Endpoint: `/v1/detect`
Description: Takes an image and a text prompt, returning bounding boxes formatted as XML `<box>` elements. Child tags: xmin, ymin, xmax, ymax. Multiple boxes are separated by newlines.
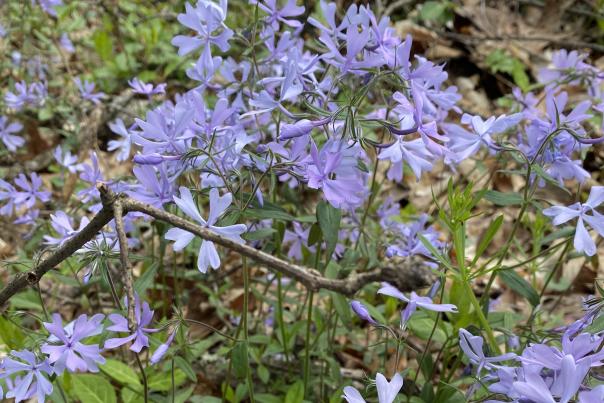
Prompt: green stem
<box><xmin>465</xmin><ymin>281</ymin><xmax>500</xmax><ymax>354</ymax></box>
<box><xmin>303</xmin><ymin>290</ymin><xmax>314</xmax><ymax>396</ymax></box>
<box><xmin>242</xmin><ymin>257</ymin><xmax>255</xmax><ymax>402</ymax></box>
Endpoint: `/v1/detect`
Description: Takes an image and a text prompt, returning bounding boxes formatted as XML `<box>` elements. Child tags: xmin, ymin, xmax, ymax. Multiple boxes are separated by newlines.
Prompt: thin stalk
<box><xmin>242</xmin><ymin>257</ymin><xmax>255</xmax><ymax>402</ymax></box>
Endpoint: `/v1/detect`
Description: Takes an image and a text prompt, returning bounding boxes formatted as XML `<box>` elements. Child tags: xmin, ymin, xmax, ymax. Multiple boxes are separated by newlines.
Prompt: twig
<box><xmin>112</xmin><ymin>199</ymin><xmax>136</xmax><ymax>326</ymax></box>
<box><xmin>0</xmin><ymin>184</ymin><xmax>434</xmax><ymax>308</ymax></box>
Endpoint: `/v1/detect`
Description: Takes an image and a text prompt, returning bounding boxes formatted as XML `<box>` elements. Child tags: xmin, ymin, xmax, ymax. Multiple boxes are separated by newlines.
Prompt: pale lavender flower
<box><xmin>14</xmin><ymin>209</ymin><xmax>40</xmax><ymax>225</ymax></box>
<box><xmin>105</xmin><ymin>295</ymin><xmax>158</xmax><ymax>352</ymax></box>
<box><xmin>0</xmin><ymin>116</ymin><xmax>24</xmax><ymax>151</ymax></box>
<box><xmin>0</xmin><ymin>179</ymin><xmax>17</xmax><ymax>216</ymax></box>
<box><xmin>458</xmin><ymin>329</ymin><xmax>517</xmax><ymax>377</ymax></box>
<box><xmin>53</xmin><ymin>146</ymin><xmax>79</xmax><ymax>173</ymax></box>
<box><xmin>543</xmin><ymin>186</ymin><xmax>604</xmax><ymax>256</ymax></box>
<box><xmin>511</xmin><ymin>370</ymin><xmax>556</xmax><ymax>403</ymax></box>
<box><xmin>5</xmin><ymin>81</ymin><xmax>47</xmax><ymax>110</ymax></box>
<box><xmin>59</xmin><ymin>33</ymin><xmax>74</xmax><ymax>53</ymax></box>
<box><xmin>43</xmin><ymin>210</ymin><xmax>88</xmax><ymax>246</ymax></box>
<box><xmin>279</xmin><ymin>117</ymin><xmax>331</xmax><ymax>140</ymax></box>
<box><xmin>283</xmin><ymin>221</ymin><xmax>314</xmax><ymax>260</ymax></box>
<box><xmin>378</xmin><ymin>283</ymin><xmax>457</xmax><ymax>329</ymax></box>
<box><xmin>13</xmin><ymin>173</ymin><xmax>51</xmax><ymax>209</ymax></box>
<box><xmin>0</xmin><ymin>23</ymin><xmax>6</xmax><ymax>38</ymax></box>
<box><xmin>107</xmin><ymin>118</ymin><xmax>133</xmax><ymax>161</ymax></box>
<box><xmin>1</xmin><ymin>350</ymin><xmax>53</xmax><ymax>403</ymax></box>
<box><xmin>187</xmin><ymin>45</ymin><xmax>222</xmax><ymax>89</ymax></box>
<box><xmin>350</xmin><ymin>300</ymin><xmax>377</xmax><ymax>325</ymax></box>
<box><xmin>34</xmin><ymin>0</ymin><xmax>63</xmax><ymax>16</ymax></box>
<box><xmin>306</xmin><ymin>141</ymin><xmax>365</xmax><ymax>209</ymax></box>
<box><xmin>165</xmin><ymin>187</ymin><xmax>247</xmax><ymax>273</ymax></box>
<box><xmin>77</xmin><ymin>152</ymin><xmax>105</xmax><ymax>203</ymax></box>
<box><xmin>378</xmin><ymin>113</ymin><xmax>434</xmax><ymax>181</ymax></box>
<box><xmin>128</xmin><ymin>78</ymin><xmax>166</xmax><ymax>96</ymax></box>
<box><xmin>342</xmin><ymin>373</ymin><xmax>404</xmax><ymax>403</ymax></box>
<box><xmin>74</xmin><ymin>77</ymin><xmax>105</xmax><ymax>104</ymax></box>
<box><xmin>150</xmin><ymin>329</ymin><xmax>177</xmax><ymax>364</ymax></box>
<box><xmin>171</xmin><ymin>1</ymin><xmax>233</xmax><ymax>58</ymax></box>
<box><xmin>580</xmin><ymin>385</ymin><xmax>604</xmax><ymax>403</ymax></box>
<box><xmin>40</xmin><ymin>313</ymin><xmax>105</xmax><ymax>374</ymax></box>
<box><xmin>252</xmin><ymin>0</ymin><xmax>304</xmax><ymax>30</ymax></box>
<box><xmin>127</xmin><ymin>165</ymin><xmax>175</xmax><ymax>208</ymax></box>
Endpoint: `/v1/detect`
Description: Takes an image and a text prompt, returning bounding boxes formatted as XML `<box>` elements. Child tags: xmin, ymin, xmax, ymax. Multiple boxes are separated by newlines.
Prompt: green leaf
<box><xmin>147</xmin><ymin>368</ymin><xmax>187</xmax><ymax>391</ymax></box>
<box><xmin>254</xmin><ymin>394</ymin><xmax>282</xmax><ymax>403</ymax></box>
<box><xmin>285</xmin><ymin>380</ymin><xmax>304</xmax><ymax>403</ymax></box>
<box><xmin>174</xmin><ymin>356</ymin><xmax>197</xmax><ymax>382</ymax></box>
<box><xmin>484</xmin><ymin>190</ymin><xmax>523</xmax><ymax>206</ymax></box>
<box><xmin>134</xmin><ymin>262</ymin><xmax>158</xmax><ymax>294</ymax></box>
<box><xmin>121</xmin><ymin>388</ymin><xmax>144</xmax><ymax>403</ymax></box>
<box><xmin>498</xmin><ymin>269</ymin><xmax>540</xmax><ymax>306</ymax></box>
<box><xmin>407</xmin><ymin>315</ymin><xmax>447</xmax><ymax>343</ymax></box>
<box><xmin>0</xmin><ymin>317</ymin><xmax>26</xmax><ymax>349</ymax></box>
<box><xmin>419</xmin><ymin>1</ymin><xmax>451</xmax><ymax>24</ymax></box>
<box><xmin>231</xmin><ymin>342</ymin><xmax>249</xmax><ymax>380</ymax></box>
<box><xmin>92</xmin><ymin>30</ymin><xmax>114</xmax><ymax>61</ymax></box>
<box><xmin>243</xmin><ymin>227</ymin><xmax>276</xmax><ymax>241</ymax></box>
<box><xmin>100</xmin><ymin>359</ymin><xmax>141</xmax><ymax>387</ymax></box>
<box><xmin>471</xmin><ymin>215</ymin><xmax>503</xmax><ymax>265</ymax></box>
<box><xmin>316</xmin><ymin>201</ymin><xmax>341</xmax><ymax>259</ymax></box>
<box><xmin>419</xmin><ymin>235</ymin><xmax>454</xmax><ymax>271</ymax></box>
<box><xmin>72</xmin><ymin>374</ymin><xmax>117</xmax><ymax>403</ymax></box>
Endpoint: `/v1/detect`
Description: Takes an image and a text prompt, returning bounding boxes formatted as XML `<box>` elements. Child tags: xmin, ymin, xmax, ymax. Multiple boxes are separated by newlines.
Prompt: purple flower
<box><xmin>187</xmin><ymin>46</ymin><xmax>222</xmax><ymax>89</ymax></box>
<box><xmin>53</xmin><ymin>146</ymin><xmax>79</xmax><ymax>173</ymax></box>
<box><xmin>128</xmin><ymin>78</ymin><xmax>166</xmax><ymax>96</ymax></box>
<box><xmin>378</xmin><ymin>283</ymin><xmax>457</xmax><ymax>329</ymax></box>
<box><xmin>1</xmin><ymin>350</ymin><xmax>53</xmax><ymax>403</ymax></box>
<box><xmin>59</xmin><ymin>33</ymin><xmax>75</xmax><ymax>53</ymax></box>
<box><xmin>133</xmin><ymin>153</ymin><xmax>181</xmax><ymax>165</ymax></box>
<box><xmin>150</xmin><ymin>330</ymin><xmax>177</xmax><ymax>365</ymax></box>
<box><xmin>306</xmin><ymin>141</ymin><xmax>366</xmax><ymax>209</ymax></box>
<box><xmin>105</xmin><ymin>295</ymin><xmax>158</xmax><ymax>353</ymax></box>
<box><xmin>171</xmin><ymin>1</ymin><xmax>233</xmax><ymax>58</ymax></box>
<box><xmin>34</xmin><ymin>0</ymin><xmax>63</xmax><ymax>17</ymax></box>
<box><xmin>43</xmin><ymin>210</ymin><xmax>87</xmax><ymax>246</ymax></box>
<box><xmin>5</xmin><ymin>81</ymin><xmax>47</xmax><ymax>110</ymax></box>
<box><xmin>40</xmin><ymin>313</ymin><xmax>105</xmax><ymax>374</ymax></box>
<box><xmin>279</xmin><ymin>117</ymin><xmax>331</xmax><ymax>140</ymax></box>
<box><xmin>580</xmin><ymin>385</ymin><xmax>604</xmax><ymax>403</ymax></box>
<box><xmin>543</xmin><ymin>186</ymin><xmax>604</xmax><ymax>256</ymax></box>
<box><xmin>446</xmin><ymin>113</ymin><xmax>522</xmax><ymax>161</ymax></box>
<box><xmin>0</xmin><ymin>116</ymin><xmax>24</xmax><ymax>151</ymax></box>
<box><xmin>458</xmin><ymin>329</ymin><xmax>517</xmax><ymax>377</ymax></box>
<box><xmin>107</xmin><ymin>119</ymin><xmax>133</xmax><ymax>161</ymax></box>
<box><xmin>378</xmin><ymin>122</ymin><xmax>434</xmax><ymax>181</ymax></box>
<box><xmin>283</xmin><ymin>221</ymin><xmax>314</xmax><ymax>260</ymax></box>
<box><xmin>253</xmin><ymin>0</ymin><xmax>304</xmax><ymax>30</ymax></box>
<box><xmin>127</xmin><ymin>165</ymin><xmax>175</xmax><ymax>209</ymax></box>
<box><xmin>13</xmin><ymin>173</ymin><xmax>51</xmax><ymax>209</ymax></box>
<box><xmin>350</xmin><ymin>300</ymin><xmax>377</xmax><ymax>325</ymax></box>
<box><xmin>342</xmin><ymin>373</ymin><xmax>404</xmax><ymax>403</ymax></box>
<box><xmin>165</xmin><ymin>187</ymin><xmax>247</xmax><ymax>273</ymax></box>
<box><xmin>74</xmin><ymin>77</ymin><xmax>105</xmax><ymax>104</ymax></box>
<box><xmin>77</xmin><ymin>152</ymin><xmax>106</xmax><ymax>203</ymax></box>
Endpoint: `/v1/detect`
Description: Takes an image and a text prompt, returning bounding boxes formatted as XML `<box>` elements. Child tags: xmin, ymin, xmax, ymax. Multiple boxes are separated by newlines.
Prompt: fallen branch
<box><xmin>0</xmin><ymin>184</ymin><xmax>435</xmax><ymax>308</ymax></box>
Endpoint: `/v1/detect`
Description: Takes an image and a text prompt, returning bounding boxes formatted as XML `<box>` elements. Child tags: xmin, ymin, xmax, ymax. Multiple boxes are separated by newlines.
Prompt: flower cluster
<box><xmin>0</xmin><ymin>295</ymin><xmax>171</xmax><ymax>402</ymax></box>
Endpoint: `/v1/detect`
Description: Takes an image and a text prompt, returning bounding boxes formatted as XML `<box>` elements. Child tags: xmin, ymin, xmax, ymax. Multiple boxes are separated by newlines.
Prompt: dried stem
<box><xmin>112</xmin><ymin>199</ymin><xmax>137</xmax><ymax>327</ymax></box>
<box><xmin>0</xmin><ymin>184</ymin><xmax>434</xmax><ymax>308</ymax></box>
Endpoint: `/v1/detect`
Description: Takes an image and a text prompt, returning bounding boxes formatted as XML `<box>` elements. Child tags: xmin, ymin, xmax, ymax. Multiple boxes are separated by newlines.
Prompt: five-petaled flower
<box><xmin>165</xmin><ymin>186</ymin><xmax>247</xmax><ymax>273</ymax></box>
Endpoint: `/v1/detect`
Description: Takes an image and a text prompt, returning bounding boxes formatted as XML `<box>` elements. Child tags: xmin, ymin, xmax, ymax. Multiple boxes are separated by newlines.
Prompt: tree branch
<box><xmin>0</xmin><ymin>184</ymin><xmax>434</xmax><ymax>308</ymax></box>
